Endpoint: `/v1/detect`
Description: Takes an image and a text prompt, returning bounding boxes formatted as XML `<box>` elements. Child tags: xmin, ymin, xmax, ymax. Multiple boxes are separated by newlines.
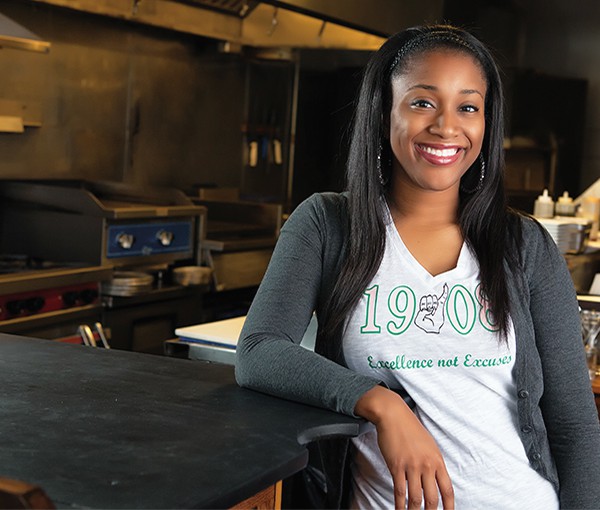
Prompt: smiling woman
<box><xmin>235</xmin><ymin>24</ymin><xmax>600</xmax><ymax>510</ymax></box>
<box><xmin>387</xmin><ymin>49</ymin><xmax>487</xmax><ymax>277</ymax></box>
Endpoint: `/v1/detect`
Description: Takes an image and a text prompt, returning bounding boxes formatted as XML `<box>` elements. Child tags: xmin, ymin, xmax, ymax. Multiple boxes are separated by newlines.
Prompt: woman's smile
<box><xmin>415</xmin><ymin>143</ymin><xmax>464</xmax><ymax>165</ymax></box>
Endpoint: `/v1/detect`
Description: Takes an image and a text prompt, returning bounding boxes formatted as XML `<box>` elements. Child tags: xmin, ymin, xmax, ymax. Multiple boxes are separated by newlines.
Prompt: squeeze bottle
<box><xmin>533</xmin><ymin>189</ymin><xmax>554</xmax><ymax>218</ymax></box>
<box><xmin>555</xmin><ymin>191</ymin><xmax>576</xmax><ymax>217</ymax></box>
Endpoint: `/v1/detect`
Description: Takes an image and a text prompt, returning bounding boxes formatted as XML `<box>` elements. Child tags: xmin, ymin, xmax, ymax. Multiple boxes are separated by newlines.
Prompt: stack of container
<box><xmin>533</xmin><ymin>190</ymin><xmax>592</xmax><ymax>254</ymax></box>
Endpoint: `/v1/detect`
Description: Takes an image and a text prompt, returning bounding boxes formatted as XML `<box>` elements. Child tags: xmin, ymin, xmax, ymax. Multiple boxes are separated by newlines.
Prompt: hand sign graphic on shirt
<box><xmin>414</xmin><ymin>283</ymin><xmax>448</xmax><ymax>334</ymax></box>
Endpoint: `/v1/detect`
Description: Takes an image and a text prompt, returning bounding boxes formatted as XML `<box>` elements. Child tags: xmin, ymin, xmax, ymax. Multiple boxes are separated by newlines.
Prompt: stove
<box><xmin>0</xmin><ymin>179</ymin><xmax>206</xmax><ymax>268</ymax></box>
<box><xmin>0</xmin><ymin>256</ymin><xmax>112</xmax><ymax>340</ymax></box>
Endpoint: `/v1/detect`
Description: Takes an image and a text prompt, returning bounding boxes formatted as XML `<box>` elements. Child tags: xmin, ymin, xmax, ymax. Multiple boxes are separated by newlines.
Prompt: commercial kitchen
<box><xmin>0</xmin><ymin>0</ymin><xmax>599</xmax><ymax>508</ymax></box>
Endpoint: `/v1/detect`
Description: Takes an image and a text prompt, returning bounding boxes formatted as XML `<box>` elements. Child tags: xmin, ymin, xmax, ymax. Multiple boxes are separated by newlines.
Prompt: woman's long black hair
<box><xmin>321</xmin><ymin>25</ymin><xmax>518</xmax><ymax>346</ymax></box>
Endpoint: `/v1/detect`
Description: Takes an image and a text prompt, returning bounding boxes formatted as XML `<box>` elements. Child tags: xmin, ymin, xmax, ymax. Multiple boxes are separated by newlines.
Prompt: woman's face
<box><xmin>388</xmin><ymin>49</ymin><xmax>487</xmax><ymax>194</ymax></box>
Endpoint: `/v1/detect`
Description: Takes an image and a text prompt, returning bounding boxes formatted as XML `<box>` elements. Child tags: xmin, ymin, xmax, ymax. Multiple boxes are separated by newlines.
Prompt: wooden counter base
<box><xmin>231</xmin><ymin>481</ymin><xmax>282</xmax><ymax>510</ymax></box>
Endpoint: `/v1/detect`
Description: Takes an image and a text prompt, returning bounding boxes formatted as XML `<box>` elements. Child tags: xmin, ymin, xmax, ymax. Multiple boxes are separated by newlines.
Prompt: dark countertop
<box><xmin>0</xmin><ymin>334</ymin><xmax>363</xmax><ymax>509</ymax></box>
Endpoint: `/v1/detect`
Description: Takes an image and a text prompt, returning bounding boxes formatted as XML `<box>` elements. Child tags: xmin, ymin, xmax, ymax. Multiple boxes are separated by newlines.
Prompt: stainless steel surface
<box><xmin>195</xmin><ymin>198</ymin><xmax>280</xmax><ymax>290</ymax></box>
<box><xmin>258</xmin><ymin>0</ymin><xmax>445</xmax><ymax>36</ymax></box>
<box><xmin>567</xmin><ymin>251</ymin><xmax>600</xmax><ymax>294</ymax></box>
<box><xmin>195</xmin><ymin>199</ymin><xmax>282</xmax><ymax>248</ymax></box>
<box><xmin>207</xmin><ymin>249</ymin><xmax>272</xmax><ymax>291</ymax></box>
<box><xmin>164</xmin><ymin>338</ymin><xmax>236</xmax><ymax>364</ymax></box>
<box><xmin>0</xmin><ymin>12</ymin><xmax>50</xmax><ymax>53</ymax></box>
<box><xmin>569</xmin><ymin>221</ymin><xmax>592</xmax><ymax>255</ymax></box>
<box><xmin>0</xmin><ymin>180</ymin><xmax>200</xmax><ymax>219</ymax></box>
<box><xmin>31</xmin><ymin>0</ymin><xmax>395</xmax><ymax>48</ymax></box>
<box><xmin>0</xmin><ymin>1</ymin><xmax>245</xmax><ymax>188</ymax></box>
<box><xmin>94</xmin><ymin>322</ymin><xmax>111</xmax><ymax>348</ymax></box>
<box><xmin>78</xmin><ymin>324</ymin><xmax>96</xmax><ymax>347</ymax></box>
<box><xmin>170</xmin><ymin>0</ymin><xmax>259</xmax><ymax>17</ymax></box>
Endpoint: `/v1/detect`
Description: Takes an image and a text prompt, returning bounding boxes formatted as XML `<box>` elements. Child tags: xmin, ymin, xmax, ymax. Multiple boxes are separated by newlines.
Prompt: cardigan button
<box><xmin>521</xmin><ymin>425</ymin><xmax>532</xmax><ymax>433</ymax></box>
<box><xmin>531</xmin><ymin>452</ymin><xmax>541</xmax><ymax>461</ymax></box>
<box><xmin>518</xmin><ymin>389</ymin><xmax>529</xmax><ymax>399</ymax></box>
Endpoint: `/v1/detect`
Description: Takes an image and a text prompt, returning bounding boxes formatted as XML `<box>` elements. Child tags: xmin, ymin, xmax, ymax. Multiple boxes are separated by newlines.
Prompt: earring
<box><xmin>377</xmin><ymin>142</ymin><xmax>388</xmax><ymax>186</ymax></box>
<box><xmin>460</xmin><ymin>153</ymin><xmax>485</xmax><ymax>193</ymax></box>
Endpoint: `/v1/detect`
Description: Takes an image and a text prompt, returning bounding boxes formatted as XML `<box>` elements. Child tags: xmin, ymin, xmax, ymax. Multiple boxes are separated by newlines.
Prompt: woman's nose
<box><xmin>429</xmin><ymin>110</ymin><xmax>459</xmax><ymax>138</ymax></box>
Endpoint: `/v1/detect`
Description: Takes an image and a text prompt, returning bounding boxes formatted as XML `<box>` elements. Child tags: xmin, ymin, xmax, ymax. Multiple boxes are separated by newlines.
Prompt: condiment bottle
<box><xmin>555</xmin><ymin>191</ymin><xmax>576</xmax><ymax>217</ymax></box>
<box><xmin>533</xmin><ymin>189</ymin><xmax>554</xmax><ymax>218</ymax></box>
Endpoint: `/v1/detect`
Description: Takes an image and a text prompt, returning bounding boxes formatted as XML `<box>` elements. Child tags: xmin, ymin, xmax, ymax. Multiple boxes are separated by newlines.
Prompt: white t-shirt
<box><xmin>342</xmin><ymin>215</ymin><xmax>558</xmax><ymax>509</ymax></box>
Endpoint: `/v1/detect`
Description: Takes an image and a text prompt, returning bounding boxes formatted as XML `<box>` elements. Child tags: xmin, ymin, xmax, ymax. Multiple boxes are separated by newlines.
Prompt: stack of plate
<box><xmin>102</xmin><ymin>271</ymin><xmax>154</xmax><ymax>297</ymax></box>
<box><xmin>536</xmin><ymin>217</ymin><xmax>592</xmax><ymax>254</ymax></box>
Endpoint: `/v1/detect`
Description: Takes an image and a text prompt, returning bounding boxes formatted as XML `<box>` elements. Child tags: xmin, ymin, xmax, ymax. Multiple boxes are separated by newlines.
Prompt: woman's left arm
<box><xmin>526</xmin><ymin>224</ymin><xmax>600</xmax><ymax>507</ymax></box>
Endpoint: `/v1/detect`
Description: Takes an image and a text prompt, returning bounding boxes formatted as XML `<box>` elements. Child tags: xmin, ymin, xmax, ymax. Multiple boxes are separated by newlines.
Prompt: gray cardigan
<box><xmin>236</xmin><ymin>192</ymin><xmax>600</xmax><ymax>509</ymax></box>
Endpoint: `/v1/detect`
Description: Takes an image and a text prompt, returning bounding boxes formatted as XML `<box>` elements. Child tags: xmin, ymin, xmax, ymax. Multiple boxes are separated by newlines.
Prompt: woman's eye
<box><xmin>460</xmin><ymin>104</ymin><xmax>480</xmax><ymax>113</ymax></box>
<box><xmin>411</xmin><ymin>99</ymin><xmax>434</xmax><ymax>109</ymax></box>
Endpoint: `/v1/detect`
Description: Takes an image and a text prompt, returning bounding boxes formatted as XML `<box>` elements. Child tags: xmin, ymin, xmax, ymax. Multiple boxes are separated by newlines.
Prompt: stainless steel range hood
<box><xmin>0</xmin><ymin>12</ymin><xmax>50</xmax><ymax>53</ymax></box>
<box><xmin>29</xmin><ymin>0</ymin><xmax>443</xmax><ymax>51</ymax></box>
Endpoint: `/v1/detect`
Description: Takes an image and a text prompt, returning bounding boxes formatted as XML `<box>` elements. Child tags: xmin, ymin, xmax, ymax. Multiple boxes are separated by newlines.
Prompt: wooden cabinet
<box><xmin>230</xmin><ymin>481</ymin><xmax>282</xmax><ymax>510</ymax></box>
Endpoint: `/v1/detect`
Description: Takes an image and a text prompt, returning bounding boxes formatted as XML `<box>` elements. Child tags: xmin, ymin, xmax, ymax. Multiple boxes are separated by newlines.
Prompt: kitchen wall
<box><xmin>1</xmin><ymin>0</ymin><xmax>598</xmax><ymax>200</ymax></box>
<box><xmin>0</xmin><ymin>0</ymin><xmax>245</xmax><ymax>190</ymax></box>
<box><xmin>518</xmin><ymin>0</ymin><xmax>600</xmax><ymax>193</ymax></box>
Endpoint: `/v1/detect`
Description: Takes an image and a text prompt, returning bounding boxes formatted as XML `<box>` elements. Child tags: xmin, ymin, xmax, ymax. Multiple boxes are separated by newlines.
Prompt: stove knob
<box><xmin>24</xmin><ymin>297</ymin><xmax>45</xmax><ymax>313</ymax></box>
<box><xmin>156</xmin><ymin>230</ymin><xmax>174</xmax><ymax>247</ymax></box>
<box><xmin>62</xmin><ymin>291</ymin><xmax>79</xmax><ymax>307</ymax></box>
<box><xmin>80</xmin><ymin>288</ymin><xmax>99</xmax><ymax>304</ymax></box>
<box><xmin>6</xmin><ymin>300</ymin><xmax>24</xmax><ymax>316</ymax></box>
<box><xmin>117</xmin><ymin>233</ymin><xmax>135</xmax><ymax>250</ymax></box>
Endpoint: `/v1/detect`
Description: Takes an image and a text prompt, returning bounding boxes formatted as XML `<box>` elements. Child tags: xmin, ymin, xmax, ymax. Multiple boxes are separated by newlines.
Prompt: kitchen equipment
<box><xmin>102</xmin><ymin>271</ymin><xmax>154</xmax><ymax>297</ymax></box>
<box><xmin>94</xmin><ymin>322</ymin><xmax>111</xmax><ymax>348</ymax></box>
<box><xmin>194</xmin><ymin>197</ymin><xmax>282</xmax><ymax>291</ymax></box>
<box><xmin>172</xmin><ymin>266</ymin><xmax>212</xmax><ymax>286</ymax></box>
<box><xmin>0</xmin><ymin>255</ymin><xmax>112</xmax><ymax>341</ymax></box>
<box><xmin>0</xmin><ymin>13</ymin><xmax>50</xmax><ymax>53</ymax></box>
<box><xmin>579</xmin><ymin>196</ymin><xmax>600</xmax><ymax>240</ymax></box>
<box><xmin>0</xmin><ymin>180</ymin><xmax>206</xmax><ymax>268</ymax></box>
<box><xmin>78</xmin><ymin>324</ymin><xmax>97</xmax><ymax>347</ymax></box>
<box><xmin>0</xmin><ymin>180</ymin><xmax>208</xmax><ymax>353</ymax></box>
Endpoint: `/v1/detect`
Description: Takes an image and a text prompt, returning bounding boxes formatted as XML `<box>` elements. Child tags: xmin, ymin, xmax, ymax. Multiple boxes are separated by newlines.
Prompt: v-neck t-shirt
<box><xmin>342</xmin><ymin>211</ymin><xmax>559</xmax><ymax>509</ymax></box>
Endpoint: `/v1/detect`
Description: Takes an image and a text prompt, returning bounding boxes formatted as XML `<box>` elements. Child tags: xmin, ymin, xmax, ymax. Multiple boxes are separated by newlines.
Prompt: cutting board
<box><xmin>175</xmin><ymin>314</ymin><xmax>317</xmax><ymax>351</ymax></box>
<box><xmin>175</xmin><ymin>316</ymin><xmax>246</xmax><ymax>349</ymax></box>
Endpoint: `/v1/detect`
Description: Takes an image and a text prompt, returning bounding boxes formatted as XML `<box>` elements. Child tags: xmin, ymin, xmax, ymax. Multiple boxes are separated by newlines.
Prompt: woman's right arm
<box><xmin>355</xmin><ymin>386</ymin><xmax>455</xmax><ymax>510</ymax></box>
<box><xmin>235</xmin><ymin>194</ymin><xmax>381</xmax><ymax>416</ymax></box>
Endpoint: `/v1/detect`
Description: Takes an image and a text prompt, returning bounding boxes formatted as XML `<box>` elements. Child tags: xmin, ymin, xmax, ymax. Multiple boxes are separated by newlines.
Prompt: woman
<box><xmin>235</xmin><ymin>25</ymin><xmax>600</xmax><ymax>509</ymax></box>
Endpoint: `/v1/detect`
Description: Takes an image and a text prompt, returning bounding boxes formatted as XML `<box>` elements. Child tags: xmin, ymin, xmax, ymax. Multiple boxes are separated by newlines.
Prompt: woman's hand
<box><xmin>355</xmin><ymin>385</ymin><xmax>454</xmax><ymax>509</ymax></box>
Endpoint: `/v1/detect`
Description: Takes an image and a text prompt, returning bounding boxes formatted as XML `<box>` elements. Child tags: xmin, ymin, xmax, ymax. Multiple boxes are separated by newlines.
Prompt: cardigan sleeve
<box><xmin>235</xmin><ymin>193</ymin><xmax>381</xmax><ymax>417</ymax></box>
<box><xmin>523</xmin><ymin>219</ymin><xmax>600</xmax><ymax>508</ymax></box>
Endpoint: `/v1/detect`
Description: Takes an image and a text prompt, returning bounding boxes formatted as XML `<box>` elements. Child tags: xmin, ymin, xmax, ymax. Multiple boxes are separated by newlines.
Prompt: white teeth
<box><xmin>421</xmin><ymin>146</ymin><xmax>460</xmax><ymax>157</ymax></box>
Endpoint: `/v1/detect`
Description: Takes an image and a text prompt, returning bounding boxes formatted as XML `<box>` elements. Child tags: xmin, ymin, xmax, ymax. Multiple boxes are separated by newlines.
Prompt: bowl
<box><xmin>172</xmin><ymin>266</ymin><xmax>212</xmax><ymax>286</ymax></box>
